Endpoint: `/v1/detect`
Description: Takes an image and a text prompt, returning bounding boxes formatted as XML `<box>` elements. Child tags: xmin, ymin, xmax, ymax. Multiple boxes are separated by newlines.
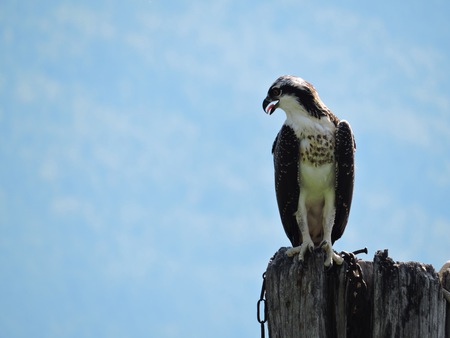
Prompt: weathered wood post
<box><xmin>440</xmin><ymin>263</ymin><xmax>450</xmax><ymax>336</ymax></box>
<box><xmin>372</xmin><ymin>250</ymin><xmax>446</xmax><ymax>337</ymax></box>
<box><xmin>265</xmin><ymin>248</ymin><xmax>347</xmax><ymax>338</ymax></box>
<box><xmin>263</xmin><ymin>248</ymin><xmax>448</xmax><ymax>338</ymax></box>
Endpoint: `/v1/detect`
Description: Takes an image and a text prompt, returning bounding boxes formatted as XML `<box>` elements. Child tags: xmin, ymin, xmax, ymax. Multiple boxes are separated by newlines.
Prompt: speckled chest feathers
<box><xmin>300</xmin><ymin>132</ymin><xmax>335</xmax><ymax>167</ymax></box>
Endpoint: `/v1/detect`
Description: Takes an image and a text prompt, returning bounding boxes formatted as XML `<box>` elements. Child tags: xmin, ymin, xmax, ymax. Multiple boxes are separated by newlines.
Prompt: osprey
<box><xmin>262</xmin><ymin>75</ymin><xmax>355</xmax><ymax>267</ymax></box>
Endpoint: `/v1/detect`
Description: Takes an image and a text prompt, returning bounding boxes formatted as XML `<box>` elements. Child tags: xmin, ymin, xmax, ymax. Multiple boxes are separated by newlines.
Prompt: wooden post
<box><xmin>372</xmin><ymin>250</ymin><xmax>446</xmax><ymax>337</ymax></box>
<box><xmin>441</xmin><ymin>264</ymin><xmax>450</xmax><ymax>336</ymax></box>
<box><xmin>264</xmin><ymin>248</ymin><xmax>448</xmax><ymax>338</ymax></box>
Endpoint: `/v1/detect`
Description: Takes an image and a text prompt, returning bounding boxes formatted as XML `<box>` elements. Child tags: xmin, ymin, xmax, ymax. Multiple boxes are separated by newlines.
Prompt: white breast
<box><xmin>283</xmin><ymin>108</ymin><xmax>337</xmax><ymax>243</ymax></box>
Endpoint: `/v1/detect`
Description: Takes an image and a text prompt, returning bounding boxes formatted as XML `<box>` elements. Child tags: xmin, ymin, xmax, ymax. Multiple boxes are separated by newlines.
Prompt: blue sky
<box><xmin>1</xmin><ymin>1</ymin><xmax>450</xmax><ymax>337</ymax></box>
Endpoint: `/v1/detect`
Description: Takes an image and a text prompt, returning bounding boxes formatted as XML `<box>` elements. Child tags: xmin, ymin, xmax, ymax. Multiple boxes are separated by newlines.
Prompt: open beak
<box><xmin>262</xmin><ymin>98</ymin><xmax>279</xmax><ymax>115</ymax></box>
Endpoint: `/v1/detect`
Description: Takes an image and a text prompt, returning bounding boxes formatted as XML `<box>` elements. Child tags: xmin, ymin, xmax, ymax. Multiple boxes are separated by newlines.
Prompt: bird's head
<box><xmin>262</xmin><ymin>75</ymin><xmax>327</xmax><ymax>119</ymax></box>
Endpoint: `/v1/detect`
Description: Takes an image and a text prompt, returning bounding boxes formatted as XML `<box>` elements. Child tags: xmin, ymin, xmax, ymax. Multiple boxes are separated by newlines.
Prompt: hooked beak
<box><xmin>262</xmin><ymin>98</ymin><xmax>279</xmax><ymax>115</ymax></box>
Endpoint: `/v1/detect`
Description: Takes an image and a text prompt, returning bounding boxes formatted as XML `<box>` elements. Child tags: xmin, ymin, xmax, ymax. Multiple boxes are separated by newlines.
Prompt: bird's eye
<box><xmin>270</xmin><ymin>88</ymin><xmax>282</xmax><ymax>97</ymax></box>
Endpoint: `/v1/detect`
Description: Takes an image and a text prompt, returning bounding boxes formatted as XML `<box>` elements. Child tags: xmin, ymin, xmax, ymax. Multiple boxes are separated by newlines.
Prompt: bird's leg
<box><xmin>320</xmin><ymin>191</ymin><xmax>343</xmax><ymax>267</ymax></box>
<box><xmin>286</xmin><ymin>197</ymin><xmax>314</xmax><ymax>261</ymax></box>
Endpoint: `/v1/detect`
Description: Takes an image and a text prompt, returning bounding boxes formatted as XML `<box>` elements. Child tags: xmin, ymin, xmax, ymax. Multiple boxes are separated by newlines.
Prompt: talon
<box><xmin>298</xmin><ymin>239</ymin><xmax>315</xmax><ymax>262</ymax></box>
<box><xmin>324</xmin><ymin>255</ymin><xmax>333</xmax><ymax>267</ymax></box>
<box><xmin>319</xmin><ymin>240</ymin><xmax>343</xmax><ymax>267</ymax></box>
<box><xmin>286</xmin><ymin>246</ymin><xmax>301</xmax><ymax>257</ymax></box>
<box><xmin>286</xmin><ymin>240</ymin><xmax>315</xmax><ymax>263</ymax></box>
<box><xmin>319</xmin><ymin>240</ymin><xmax>330</xmax><ymax>249</ymax></box>
<box><xmin>333</xmin><ymin>253</ymin><xmax>344</xmax><ymax>265</ymax></box>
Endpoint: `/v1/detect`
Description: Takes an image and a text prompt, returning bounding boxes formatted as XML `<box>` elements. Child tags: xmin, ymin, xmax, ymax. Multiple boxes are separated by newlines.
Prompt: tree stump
<box><xmin>264</xmin><ymin>248</ymin><xmax>447</xmax><ymax>338</ymax></box>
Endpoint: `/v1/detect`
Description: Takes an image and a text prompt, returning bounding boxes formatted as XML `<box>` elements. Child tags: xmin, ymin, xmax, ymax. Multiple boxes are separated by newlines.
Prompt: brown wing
<box><xmin>272</xmin><ymin>125</ymin><xmax>301</xmax><ymax>246</ymax></box>
<box><xmin>332</xmin><ymin>120</ymin><xmax>355</xmax><ymax>244</ymax></box>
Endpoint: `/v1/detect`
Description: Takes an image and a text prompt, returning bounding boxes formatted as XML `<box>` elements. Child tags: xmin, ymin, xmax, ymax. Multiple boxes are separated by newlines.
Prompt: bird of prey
<box><xmin>262</xmin><ymin>75</ymin><xmax>355</xmax><ymax>267</ymax></box>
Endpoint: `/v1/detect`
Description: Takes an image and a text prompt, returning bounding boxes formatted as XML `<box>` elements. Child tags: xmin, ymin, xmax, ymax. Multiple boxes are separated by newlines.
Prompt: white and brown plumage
<box><xmin>262</xmin><ymin>75</ymin><xmax>355</xmax><ymax>267</ymax></box>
